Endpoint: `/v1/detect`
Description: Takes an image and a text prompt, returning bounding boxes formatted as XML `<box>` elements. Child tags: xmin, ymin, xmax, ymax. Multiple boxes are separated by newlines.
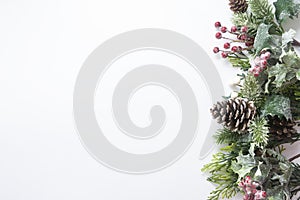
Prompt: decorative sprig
<box><xmin>203</xmin><ymin>0</ymin><xmax>300</xmax><ymax>199</ymax></box>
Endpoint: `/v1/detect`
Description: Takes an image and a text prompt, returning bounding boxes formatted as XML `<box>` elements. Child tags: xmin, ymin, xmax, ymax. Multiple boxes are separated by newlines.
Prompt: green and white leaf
<box><xmin>231</xmin><ymin>153</ymin><xmax>257</xmax><ymax>180</ymax></box>
<box><xmin>274</xmin><ymin>0</ymin><xmax>300</xmax><ymax>23</ymax></box>
<box><xmin>282</xmin><ymin>29</ymin><xmax>296</xmax><ymax>46</ymax></box>
<box><xmin>254</xmin><ymin>24</ymin><xmax>272</xmax><ymax>54</ymax></box>
<box><xmin>261</xmin><ymin>95</ymin><xmax>292</xmax><ymax>119</ymax></box>
<box><xmin>296</xmin><ymin>69</ymin><xmax>300</xmax><ymax>80</ymax></box>
<box><xmin>268</xmin><ymin>63</ymin><xmax>289</xmax><ymax>88</ymax></box>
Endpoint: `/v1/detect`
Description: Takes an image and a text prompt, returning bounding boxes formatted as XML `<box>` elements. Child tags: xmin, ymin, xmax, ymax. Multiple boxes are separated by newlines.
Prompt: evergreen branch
<box><xmin>249</xmin><ymin>117</ymin><xmax>269</xmax><ymax>148</ymax></box>
<box><xmin>248</xmin><ymin>0</ymin><xmax>274</xmax><ymax>21</ymax></box>
<box><xmin>214</xmin><ymin>128</ymin><xmax>241</xmax><ymax>144</ymax></box>
<box><xmin>239</xmin><ymin>74</ymin><xmax>264</xmax><ymax>106</ymax></box>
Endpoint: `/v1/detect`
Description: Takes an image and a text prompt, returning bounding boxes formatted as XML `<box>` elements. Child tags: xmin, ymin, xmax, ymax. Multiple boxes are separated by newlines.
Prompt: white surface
<box><xmin>0</xmin><ymin>0</ymin><xmax>299</xmax><ymax>200</ymax></box>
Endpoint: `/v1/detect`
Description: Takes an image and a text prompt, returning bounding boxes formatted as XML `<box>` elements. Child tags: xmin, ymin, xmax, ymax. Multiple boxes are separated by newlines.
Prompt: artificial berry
<box><xmin>213</xmin><ymin>47</ymin><xmax>219</xmax><ymax>53</ymax></box>
<box><xmin>220</xmin><ymin>26</ymin><xmax>227</xmax><ymax>33</ymax></box>
<box><xmin>240</xmin><ymin>34</ymin><xmax>247</xmax><ymax>40</ymax></box>
<box><xmin>214</xmin><ymin>21</ymin><xmax>221</xmax><ymax>28</ymax></box>
<box><xmin>261</xmin><ymin>60</ymin><xmax>267</xmax><ymax>66</ymax></box>
<box><xmin>241</xmin><ymin>26</ymin><xmax>248</xmax><ymax>32</ymax></box>
<box><xmin>245</xmin><ymin>42</ymin><xmax>253</xmax><ymax>47</ymax></box>
<box><xmin>231</xmin><ymin>46</ymin><xmax>238</xmax><ymax>52</ymax></box>
<box><xmin>215</xmin><ymin>32</ymin><xmax>222</xmax><ymax>39</ymax></box>
<box><xmin>221</xmin><ymin>52</ymin><xmax>228</xmax><ymax>58</ymax></box>
<box><xmin>231</xmin><ymin>26</ymin><xmax>237</xmax><ymax>32</ymax></box>
<box><xmin>224</xmin><ymin>42</ymin><xmax>230</xmax><ymax>49</ymax></box>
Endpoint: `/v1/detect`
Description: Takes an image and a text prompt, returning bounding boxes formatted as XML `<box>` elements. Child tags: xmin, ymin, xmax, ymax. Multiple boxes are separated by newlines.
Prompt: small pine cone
<box><xmin>229</xmin><ymin>0</ymin><xmax>248</xmax><ymax>13</ymax></box>
<box><xmin>210</xmin><ymin>98</ymin><xmax>256</xmax><ymax>132</ymax></box>
<box><xmin>267</xmin><ymin>115</ymin><xmax>297</xmax><ymax>140</ymax></box>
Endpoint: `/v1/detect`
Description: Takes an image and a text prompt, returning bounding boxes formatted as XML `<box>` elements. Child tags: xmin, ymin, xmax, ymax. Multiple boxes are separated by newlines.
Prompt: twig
<box><xmin>289</xmin><ymin>153</ymin><xmax>300</xmax><ymax>162</ymax></box>
<box><xmin>293</xmin><ymin>38</ymin><xmax>300</xmax><ymax>47</ymax></box>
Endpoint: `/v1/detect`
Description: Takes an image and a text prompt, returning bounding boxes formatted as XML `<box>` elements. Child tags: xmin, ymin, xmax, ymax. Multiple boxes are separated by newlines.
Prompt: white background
<box><xmin>0</xmin><ymin>0</ymin><xmax>299</xmax><ymax>199</ymax></box>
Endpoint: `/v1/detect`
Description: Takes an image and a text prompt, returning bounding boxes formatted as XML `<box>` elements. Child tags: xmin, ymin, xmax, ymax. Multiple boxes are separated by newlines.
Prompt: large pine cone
<box><xmin>267</xmin><ymin>115</ymin><xmax>297</xmax><ymax>140</ymax></box>
<box><xmin>210</xmin><ymin>98</ymin><xmax>256</xmax><ymax>132</ymax></box>
<box><xmin>229</xmin><ymin>0</ymin><xmax>248</xmax><ymax>13</ymax></box>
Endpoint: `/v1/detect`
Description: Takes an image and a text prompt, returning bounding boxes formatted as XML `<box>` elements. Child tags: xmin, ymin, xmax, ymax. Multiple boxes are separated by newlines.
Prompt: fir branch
<box><xmin>228</xmin><ymin>56</ymin><xmax>251</xmax><ymax>71</ymax></box>
<box><xmin>249</xmin><ymin>117</ymin><xmax>269</xmax><ymax>148</ymax></box>
<box><xmin>248</xmin><ymin>0</ymin><xmax>274</xmax><ymax>21</ymax></box>
<box><xmin>239</xmin><ymin>74</ymin><xmax>264</xmax><ymax>106</ymax></box>
<box><xmin>214</xmin><ymin>128</ymin><xmax>241</xmax><ymax>145</ymax></box>
<box><xmin>202</xmin><ymin>146</ymin><xmax>239</xmax><ymax>200</ymax></box>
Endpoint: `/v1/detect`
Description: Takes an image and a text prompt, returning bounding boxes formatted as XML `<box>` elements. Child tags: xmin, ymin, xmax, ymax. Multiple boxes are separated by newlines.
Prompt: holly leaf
<box><xmin>254</xmin><ymin>162</ymin><xmax>271</xmax><ymax>182</ymax></box>
<box><xmin>282</xmin><ymin>29</ymin><xmax>296</xmax><ymax>46</ymax></box>
<box><xmin>274</xmin><ymin>0</ymin><xmax>300</xmax><ymax>23</ymax></box>
<box><xmin>281</xmin><ymin>50</ymin><xmax>300</xmax><ymax>68</ymax></box>
<box><xmin>231</xmin><ymin>153</ymin><xmax>257</xmax><ymax>180</ymax></box>
<box><xmin>254</xmin><ymin>24</ymin><xmax>272</xmax><ymax>55</ymax></box>
<box><xmin>261</xmin><ymin>95</ymin><xmax>292</xmax><ymax>120</ymax></box>
<box><xmin>268</xmin><ymin>64</ymin><xmax>289</xmax><ymax>88</ymax></box>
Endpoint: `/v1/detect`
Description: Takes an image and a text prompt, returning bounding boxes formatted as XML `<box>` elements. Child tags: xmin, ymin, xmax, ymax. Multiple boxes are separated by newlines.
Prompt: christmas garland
<box><xmin>201</xmin><ymin>0</ymin><xmax>300</xmax><ymax>199</ymax></box>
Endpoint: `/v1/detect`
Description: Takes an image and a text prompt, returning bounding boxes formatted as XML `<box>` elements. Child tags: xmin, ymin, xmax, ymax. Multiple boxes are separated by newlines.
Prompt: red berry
<box><xmin>224</xmin><ymin>42</ymin><xmax>230</xmax><ymax>49</ymax></box>
<box><xmin>241</xmin><ymin>26</ymin><xmax>248</xmax><ymax>32</ymax></box>
<box><xmin>245</xmin><ymin>42</ymin><xmax>253</xmax><ymax>47</ymax></box>
<box><xmin>231</xmin><ymin>46</ymin><xmax>238</xmax><ymax>52</ymax></box>
<box><xmin>254</xmin><ymin>72</ymin><xmax>260</xmax><ymax>77</ymax></box>
<box><xmin>261</xmin><ymin>60</ymin><xmax>267</xmax><ymax>66</ymax></box>
<box><xmin>220</xmin><ymin>26</ymin><xmax>227</xmax><ymax>33</ymax></box>
<box><xmin>213</xmin><ymin>47</ymin><xmax>219</xmax><ymax>53</ymax></box>
<box><xmin>241</xmin><ymin>34</ymin><xmax>247</xmax><ymax>40</ymax></box>
<box><xmin>215</xmin><ymin>32</ymin><xmax>222</xmax><ymax>39</ymax></box>
<box><xmin>221</xmin><ymin>52</ymin><xmax>228</xmax><ymax>58</ymax></box>
<box><xmin>214</xmin><ymin>21</ymin><xmax>221</xmax><ymax>28</ymax></box>
<box><xmin>261</xmin><ymin>191</ymin><xmax>267</xmax><ymax>198</ymax></box>
<box><xmin>231</xmin><ymin>26</ymin><xmax>237</xmax><ymax>32</ymax></box>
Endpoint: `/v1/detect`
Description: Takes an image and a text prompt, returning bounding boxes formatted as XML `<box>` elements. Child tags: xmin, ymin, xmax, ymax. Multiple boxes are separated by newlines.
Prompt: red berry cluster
<box><xmin>213</xmin><ymin>21</ymin><xmax>254</xmax><ymax>58</ymax></box>
<box><xmin>239</xmin><ymin>176</ymin><xmax>267</xmax><ymax>200</ymax></box>
<box><xmin>249</xmin><ymin>51</ymin><xmax>271</xmax><ymax>77</ymax></box>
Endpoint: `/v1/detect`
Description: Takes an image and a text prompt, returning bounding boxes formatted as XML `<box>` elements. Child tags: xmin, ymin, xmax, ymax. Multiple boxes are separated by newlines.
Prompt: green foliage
<box><xmin>261</xmin><ymin>95</ymin><xmax>292</xmax><ymax>120</ymax></box>
<box><xmin>249</xmin><ymin>0</ymin><xmax>274</xmax><ymax>22</ymax></box>
<box><xmin>253</xmin><ymin>23</ymin><xmax>273</xmax><ymax>54</ymax></box>
<box><xmin>231</xmin><ymin>152</ymin><xmax>257</xmax><ymax>180</ymax></box>
<box><xmin>268</xmin><ymin>63</ymin><xmax>289</xmax><ymax>88</ymax></box>
<box><xmin>228</xmin><ymin>57</ymin><xmax>251</xmax><ymax>71</ymax></box>
<box><xmin>214</xmin><ymin>128</ymin><xmax>241</xmax><ymax>144</ymax></box>
<box><xmin>232</xmin><ymin>12</ymin><xmax>261</xmax><ymax>35</ymax></box>
<box><xmin>239</xmin><ymin>74</ymin><xmax>263</xmax><ymax>105</ymax></box>
<box><xmin>274</xmin><ymin>0</ymin><xmax>300</xmax><ymax>23</ymax></box>
<box><xmin>201</xmin><ymin>146</ymin><xmax>239</xmax><ymax>200</ymax></box>
<box><xmin>249</xmin><ymin>117</ymin><xmax>269</xmax><ymax>148</ymax></box>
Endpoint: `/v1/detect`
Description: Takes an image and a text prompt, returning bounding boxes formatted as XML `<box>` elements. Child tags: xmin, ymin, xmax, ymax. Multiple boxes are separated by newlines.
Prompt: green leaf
<box><xmin>254</xmin><ymin>162</ymin><xmax>271</xmax><ymax>182</ymax></box>
<box><xmin>261</xmin><ymin>95</ymin><xmax>292</xmax><ymax>119</ymax></box>
<box><xmin>268</xmin><ymin>64</ymin><xmax>289</xmax><ymax>88</ymax></box>
<box><xmin>281</xmin><ymin>50</ymin><xmax>300</xmax><ymax>68</ymax></box>
<box><xmin>296</xmin><ymin>69</ymin><xmax>300</xmax><ymax>80</ymax></box>
<box><xmin>231</xmin><ymin>153</ymin><xmax>257</xmax><ymax>180</ymax></box>
<box><xmin>253</xmin><ymin>24</ymin><xmax>272</xmax><ymax>54</ymax></box>
<box><xmin>274</xmin><ymin>0</ymin><xmax>300</xmax><ymax>23</ymax></box>
<box><xmin>282</xmin><ymin>29</ymin><xmax>296</xmax><ymax>46</ymax></box>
